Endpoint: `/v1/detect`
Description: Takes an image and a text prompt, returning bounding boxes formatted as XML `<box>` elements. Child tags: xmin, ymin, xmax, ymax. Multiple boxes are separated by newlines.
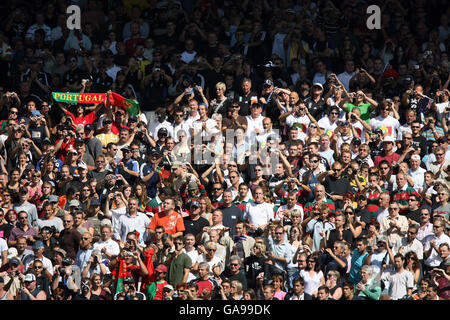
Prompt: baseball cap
<box><xmin>24</xmin><ymin>273</ymin><xmax>36</xmax><ymax>283</ymax></box>
<box><xmin>190</xmin><ymin>201</ymin><xmax>200</xmax><ymax>209</ymax></box>
<box><xmin>31</xmin><ymin>110</ymin><xmax>41</xmax><ymax>117</ymax></box>
<box><xmin>382</xmin><ymin>136</ymin><xmax>395</xmax><ymax>143</ymax></box>
<box><xmin>411</xmin><ymin>154</ymin><xmax>421</xmax><ymax>161</ymax></box>
<box><xmin>263</xmin><ymin>79</ymin><xmax>274</xmax><ymax>86</ymax></box>
<box><xmin>53</xmin><ymin>248</ymin><xmax>67</xmax><ymax>258</ymax></box>
<box><xmin>357</xmin><ymin>194</ymin><xmax>367</xmax><ymax>201</ymax></box>
<box><xmin>78</xmin><ymin>162</ymin><xmax>88</xmax><ymax>170</ymax></box>
<box><xmin>155</xmin><ymin>264</ymin><xmax>168</xmax><ymax>273</ymax></box>
<box><xmin>74</xmin><ymin>137</ymin><xmax>85</xmax><ymax>144</ymax></box>
<box><xmin>48</xmin><ymin>195</ymin><xmax>59</xmax><ymax>203</ymax></box>
<box><xmin>158</xmin><ymin>127</ymin><xmax>168</xmax><ymax>135</ymax></box>
<box><xmin>69</xmin><ymin>200</ymin><xmax>81</xmax><ymax>207</ymax></box>
<box><xmin>42</xmin><ymin>137</ymin><xmax>52</xmax><ymax>145</ymax></box>
<box><xmin>171</xmin><ymin>161</ymin><xmax>182</xmax><ymax>169</ymax></box>
<box><xmin>163</xmin><ymin>284</ymin><xmax>174</xmax><ymax>291</ymax></box>
<box><xmin>312</xmin><ymin>83</ymin><xmax>324</xmax><ymax>90</ymax></box>
<box><xmin>121</xmin><ymin>145</ymin><xmax>132</xmax><ymax>152</ymax></box>
<box><xmin>84</xmin><ymin>124</ymin><xmax>95</xmax><ymax>132</ymax></box>
<box><xmin>32</xmin><ymin>241</ymin><xmax>44</xmax><ymax>250</ymax></box>
<box><xmin>123</xmin><ymin>276</ymin><xmax>135</xmax><ymax>283</ymax></box>
<box><xmin>103</xmin><ymin>118</ymin><xmax>113</xmax><ymax>124</ymax></box>
<box><xmin>188</xmin><ymin>181</ymin><xmax>198</xmax><ymax>190</ymax></box>
<box><xmin>7</xmin><ymin>247</ymin><xmax>18</xmax><ymax>259</ymax></box>
<box><xmin>9</xmin><ymin>257</ymin><xmax>21</xmax><ymax>266</ymax></box>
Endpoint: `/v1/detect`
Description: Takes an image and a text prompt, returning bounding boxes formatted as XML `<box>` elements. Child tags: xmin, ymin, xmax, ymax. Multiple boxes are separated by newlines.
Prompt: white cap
<box><xmin>382</xmin><ymin>135</ymin><xmax>395</xmax><ymax>143</ymax></box>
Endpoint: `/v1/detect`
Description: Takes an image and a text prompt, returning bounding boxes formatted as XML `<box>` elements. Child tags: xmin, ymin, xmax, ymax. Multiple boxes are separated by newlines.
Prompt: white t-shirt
<box><xmin>381</xmin><ymin>269</ymin><xmax>414</xmax><ymax>300</ymax></box>
<box><xmin>369</xmin><ymin>115</ymin><xmax>400</xmax><ymax>139</ymax></box>
<box><xmin>244</xmin><ymin>202</ymin><xmax>274</xmax><ymax>228</ymax></box>
<box><xmin>285</xmin><ymin>114</ymin><xmax>310</xmax><ymax>136</ymax></box>
<box><xmin>110</xmin><ymin>206</ymin><xmax>127</xmax><ymax>230</ymax></box>
<box><xmin>180</xmin><ymin>50</ymin><xmax>197</xmax><ymax>64</ymax></box>
<box><xmin>317</xmin><ymin>117</ymin><xmax>338</xmax><ymax>134</ymax></box>
<box><xmin>245</xmin><ymin>114</ymin><xmax>264</xmax><ymax>142</ymax></box>
<box><xmin>92</xmin><ymin>238</ymin><xmax>120</xmax><ymax>261</ymax></box>
<box><xmin>0</xmin><ymin>238</ymin><xmax>7</xmax><ymax>266</ymax></box>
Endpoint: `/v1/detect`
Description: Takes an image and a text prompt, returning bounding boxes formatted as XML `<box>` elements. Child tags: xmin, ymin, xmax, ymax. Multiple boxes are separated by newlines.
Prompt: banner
<box><xmin>52</xmin><ymin>92</ymin><xmax>107</xmax><ymax>104</ymax></box>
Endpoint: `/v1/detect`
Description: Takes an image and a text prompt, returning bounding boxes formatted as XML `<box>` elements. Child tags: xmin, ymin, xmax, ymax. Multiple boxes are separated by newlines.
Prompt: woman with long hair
<box><xmin>7</xmin><ymin>169</ymin><xmax>21</xmax><ymax>194</ymax></box>
<box><xmin>27</xmin><ymin>169</ymin><xmax>43</xmax><ymax>201</ymax></box>
<box><xmin>404</xmin><ymin>251</ymin><xmax>421</xmax><ymax>286</ymax></box>
<box><xmin>229</xmin><ymin>280</ymin><xmax>244</xmax><ymax>300</ymax></box>
<box><xmin>343</xmin><ymin>207</ymin><xmax>363</xmax><ymax>240</ymax></box>
<box><xmin>198</xmin><ymin>196</ymin><xmax>213</xmax><ymax>224</ymax></box>
<box><xmin>326</xmin><ymin>270</ymin><xmax>343</xmax><ymax>300</ymax></box>
<box><xmin>299</xmin><ymin>255</ymin><xmax>325</xmax><ymax>298</ymax></box>
<box><xmin>133</xmin><ymin>183</ymin><xmax>150</xmax><ymax>212</ymax></box>
<box><xmin>90</xmin><ymin>273</ymin><xmax>112</xmax><ymax>300</ymax></box>
<box><xmin>120</xmin><ymin>185</ymin><xmax>132</xmax><ymax>204</ymax></box>
<box><xmin>271</xmin><ymin>274</ymin><xmax>287</xmax><ymax>300</ymax></box>
<box><xmin>41</xmin><ymin>157</ymin><xmax>58</xmax><ymax>182</ymax></box>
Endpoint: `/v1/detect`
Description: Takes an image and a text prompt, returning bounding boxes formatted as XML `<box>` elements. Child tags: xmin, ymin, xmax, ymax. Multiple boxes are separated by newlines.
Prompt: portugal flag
<box><xmin>115</xmin><ymin>258</ymin><xmax>128</xmax><ymax>293</ymax></box>
<box><xmin>108</xmin><ymin>92</ymin><xmax>140</xmax><ymax>117</ymax></box>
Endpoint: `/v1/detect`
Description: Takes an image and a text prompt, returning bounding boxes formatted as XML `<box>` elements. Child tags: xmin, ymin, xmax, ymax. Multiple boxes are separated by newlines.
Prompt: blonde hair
<box><xmin>216</xmin><ymin>82</ymin><xmax>226</xmax><ymax>91</ymax></box>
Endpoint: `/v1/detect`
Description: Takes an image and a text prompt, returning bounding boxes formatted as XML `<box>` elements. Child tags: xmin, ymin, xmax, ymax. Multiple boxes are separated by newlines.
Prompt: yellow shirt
<box><xmin>96</xmin><ymin>132</ymin><xmax>119</xmax><ymax>147</ymax></box>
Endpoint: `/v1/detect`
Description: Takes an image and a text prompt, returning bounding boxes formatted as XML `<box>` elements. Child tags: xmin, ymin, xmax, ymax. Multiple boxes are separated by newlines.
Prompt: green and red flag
<box><xmin>156</xmin><ymin>167</ymin><xmax>171</xmax><ymax>180</ymax></box>
<box><xmin>115</xmin><ymin>258</ymin><xmax>128</xmax><ymax>293</ymax></box>
<box><xmin>108</xmin><ymin>92</ymin><xmax>140</xmax><ymax>116</ymax></box>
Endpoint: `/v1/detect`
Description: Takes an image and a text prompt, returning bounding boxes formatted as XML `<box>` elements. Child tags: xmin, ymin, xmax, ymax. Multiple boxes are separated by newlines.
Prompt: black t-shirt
<box><xmin>356</xmin><ymin>208</ymin><xmax>372</xmax><ymax>228</ymax></box>
<box><xmin>220</xmin><ymin>268</ymin><xmax>248</xmax><ymax>291</ymax></box>
<box><xmin>244</xmin><ymin>254</ymin><xmax>267</xmax><ymax>289</ymax></box>
<box><xmin>218</xmin><ymin>205</ymin><xmax>244</xmax><ymax>236</ymax></box>
<box><xmin>412</xmin><ymin>135</ymin><xmax>429</xmax><ymax>158</ymax></box>
<box><xmin>304</xmin><ymin>96</ymin><xmax>326</xmax><ymax>119</ymax></box>
<box><xmin>405</xmin><ymin>208</ymin><xmax>421</xmax><ymax>224</ymax></box>
<box><xmin>183</xmin><ymin>216</ymin><xmax>210</xmax><ymax>238</ymax></box>
<box><xmin>323</xmin><ymin>175</ymin><xmax>352</xmax><ymax>196</ymax></box>
<box><xmin>326</xmin><ymin>228</ymin><xmax>354</xmax><ymax>249</ymax></box>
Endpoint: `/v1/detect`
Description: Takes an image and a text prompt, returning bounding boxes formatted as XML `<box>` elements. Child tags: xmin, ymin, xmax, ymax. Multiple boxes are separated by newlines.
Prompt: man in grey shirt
<box><xmin>13</xmin><ymin>187</ymin><xmax>38</xmax><ymax>227</ymax></box>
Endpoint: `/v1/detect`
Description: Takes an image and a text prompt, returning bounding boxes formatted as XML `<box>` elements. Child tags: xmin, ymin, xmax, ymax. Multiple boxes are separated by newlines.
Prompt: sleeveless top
<box><xmin>20</xmin><ymin>288</ymin><xmax>41</xmax><ymax>300</ymax></box>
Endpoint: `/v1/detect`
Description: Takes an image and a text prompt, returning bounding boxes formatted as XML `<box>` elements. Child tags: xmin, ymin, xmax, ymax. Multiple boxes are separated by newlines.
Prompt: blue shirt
<box><xmin>349</xmin><ymin>249</ymin><xmax>369</xmax><ymax>283</ymax></box>
<box><xmin>139</xmin><ymin>163</ymin><xmax>160</xmax><ymax>198</ymax></box>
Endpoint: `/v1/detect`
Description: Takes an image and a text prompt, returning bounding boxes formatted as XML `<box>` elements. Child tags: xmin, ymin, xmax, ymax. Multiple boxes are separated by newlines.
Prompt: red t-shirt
<box><xmin>55</xmin><ymin>137</ymin><xmax>75</xmax><ymax>162</ymax></box>
<box><xmin>374</xmin><ymin>152</ymin><xmax>400</xmax><ymax>166</ymax></box>
<box><xmin>66</xmin><ymin>110</ymin><xmax>97</xmax><ymax>126</ymax></box>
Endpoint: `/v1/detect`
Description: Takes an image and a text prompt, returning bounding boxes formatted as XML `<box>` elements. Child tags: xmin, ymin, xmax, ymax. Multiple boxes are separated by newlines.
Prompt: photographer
<box><xmin>51</xmin><ymin>256</ymin><xmax>81</xmax><ymax>299</ymax></box>
<box><xmin>81</xmin><ymin>249</ymin><xmax>110</xmax><ymax>279</ymax></box>
<box><xmin>114</xmin><ymin>275</ymin><xmax>145</xmax><ymax>300</ymax></box>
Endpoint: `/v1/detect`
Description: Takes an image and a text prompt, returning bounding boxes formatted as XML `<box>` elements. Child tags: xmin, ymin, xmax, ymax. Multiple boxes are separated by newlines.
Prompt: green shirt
<box><xmin>346</xmin><ymin>103</ymin><xmax>373</xmax><ymax>123</ymax></box>
<box><xmin>168</xmin><ymin>252</ymin><xmax>192</xmax><ymax>287</ymax></box>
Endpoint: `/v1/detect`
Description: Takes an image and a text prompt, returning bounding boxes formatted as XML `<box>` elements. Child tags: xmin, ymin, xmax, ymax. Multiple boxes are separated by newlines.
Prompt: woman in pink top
<box><xmin>272</xmin><ymin>274</ymin><xmax>287</xmax><ymax>300</ymax></box>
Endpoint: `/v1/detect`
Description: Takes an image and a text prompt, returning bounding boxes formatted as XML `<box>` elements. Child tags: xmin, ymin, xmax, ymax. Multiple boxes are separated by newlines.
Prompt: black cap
<box><xmin>42</xmin><ymin>137</ymin><xmax>52</xmax><ymax>145</ymax></box>
<box><xmin>158</xmin><ymin>127</ymin><xmax>168</xmax><ymax>135</ymax></box>
<box><xmin>74</xmin><ymin>137</ymin><xmax>85</xmax><ymax>144</ymax></box>
<box><xmin>128</xmin><ymin>116</ymin><xmax>138</xmax><ymax>123</ymax></box>
<box><xmin>84</xmin><ymin>124</ymin><xmax>95</xmax><ymax>132</ymax></box>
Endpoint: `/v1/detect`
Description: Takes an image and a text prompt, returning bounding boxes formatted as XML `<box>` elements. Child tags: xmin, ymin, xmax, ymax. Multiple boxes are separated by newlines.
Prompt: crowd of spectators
<box><xmin>0</xmin><ymin>0</ymin><xmax>449</xmax><ymax>301</ymax></box>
